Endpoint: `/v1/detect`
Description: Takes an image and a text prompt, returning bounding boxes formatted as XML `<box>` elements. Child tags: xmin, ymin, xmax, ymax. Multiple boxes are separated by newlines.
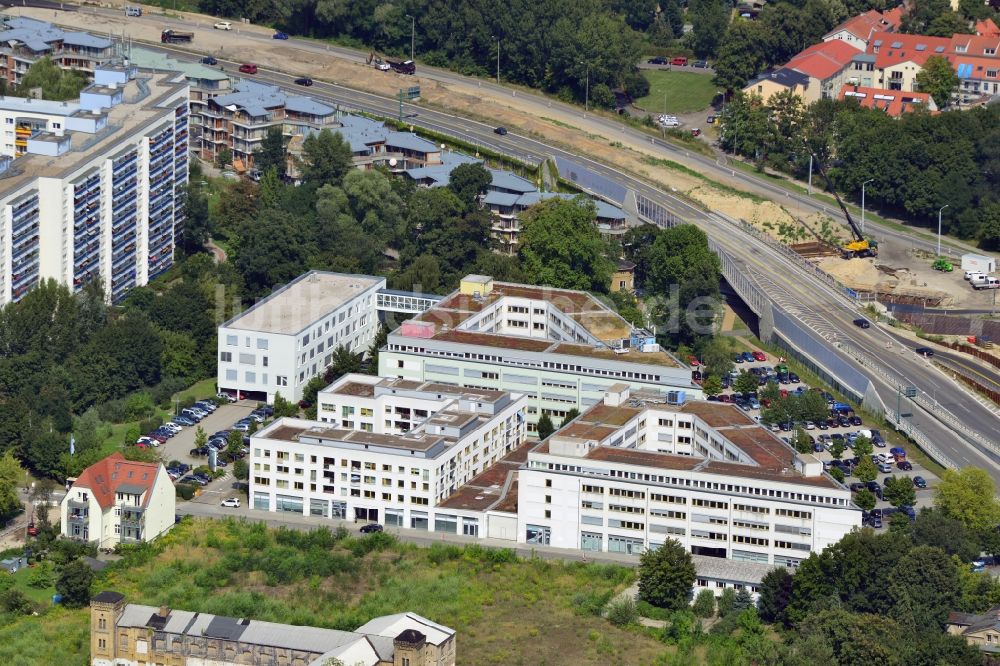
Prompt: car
<box><xmin>849</xmin><ymin>415</ymin><xmax>862</xmax><ymax>426</ymax></box>
<box><xmin>213</xmin><ymin>21</ymin><xmax>232</xmax><ymax>30</ymax></box>
<box><xmin>914</xmin><ymin>346</ymin><xmax>934</xmax><ymax>357</ymax></box>
<box><xmin>788</xmin><ymin>372</ymin><xmax>800</xmax><ymax>383</ymax></box>
<box><xmin>494</xmin><ymin>126</ymin><xmax>507</xmax><ymax>135</ymax></box>
<box><xmin>690</xmin><ymin>127</ymin><xmax>701</xmax><ymax>137</ymax></box>
<box><xmin>217</xmin><ymin>392</ymin><xmax>237</xmax><ymax>403</ymax></box>
<box><xmin>239</xmin><ymin>63</ymin><xmax>258</xmax><ymax>74</ymax></box>
<box><xmin>162</xmin><ymin>422</ymin><xmax>182</xmax><ymax>432</ymax></box>
<box><xmin>273</xmin><ymin>31</ymin><xmax>289</xmax><ymax>39</ymax></box>
<box><xmin>145</xmin><ymin>433</ymin><xmax>168</xmax><ymax>443</ymax></box>
<box><xmin>692</xmin><ymin>59</ymin><xmax>709</xmax><ymax>68</ymax></box>
<box><xmin>200</xmin><ymin>56</ymin><xmax>218</xmax><ymax>66</ymax></box>
<box><xmin>670</xmin><ymin>57</ymin><xmax>688</xmax><ymax>66</ymax></box>
<box><xmin>718</xmin><ymin>394</ymin><xmax>732</xmax><ymax>403</ymax></box>
<box><xmin>248</xmin><ymin>413</ymin><xmax>265</xmax><ymax>423</ymax></box>
<box><xmin>258</xmin><ymin>405</ymin><xmax>274</xmax><ymax>417</ymax></box>
<box><xmin>706</xmin><ymin>115</ymin><xmax>716</xmax><ymax>124</ymax></box>
<box><xmin>849</xmin><ymin>482</ymin><xmax>867</xmax><ymax>492</ymax></box>
<box><xmin>748</xmin><ymin>398</ymin><xmax>760</xmax><ymax>410</ymax></box>
<box><xmin>188</xmin><ymin>406</ymin><xmax>209</xmax><ymax>416</ymax></box>
<box><xmin>740</xmin><ymin>351</ymin><xmax>754</xmax><ymax>363</ymax></box>
<box><xmin>813</xmin><ymin>442</ymin><xmax>824</xmax><ymax>453</ymax></box>
<box><xmin>752</xmin><ymin>351</ymin><xmax>767</xmax><ymax>362</ymax></box>
<box><xmin>136</xmin><ymin>436</ymin><xmax>158</xmax><ymax>447</ymax></box>
<box><xmin>232</xmin><ymin>422</ymin><xmax>251</xmax><ymax>432</ymax></box>
<box><xmin>816</xmin><ymin>420</ymin><xmax>828</xmax><ymax>431</ymax></box>
<box><xmin>659</xmin><ymin>116</ymin><xmax>680</xmax><ymax>128</ymax></box>
<box><xmin>221</xmin><ymin>497</ymin><xmax>241</xmax><ymax>508</ymax></box>
<box><xmin>294</xmin><ymin>76</ymin><xmax>314</xmax><ymax>86</ymax></box>
<box><xmin>173</xmin><ymin>416</ymin><xmax>195</xmax><ymax>426</ymax></box>
<box><xmin>360</xmin><ymin>523</ymin><xmax>384</xmax><ymax>534</ymax></box>
<box><xmin>647</xmin><ymin>56</ymin><xmax>668</xmax><ymax>65</ymax></box>
<box><xmin>866</xmin><ymin>481</ymin><xmax>883</xmax><ymax>499</ymax></box>
<box><xmin>852</xmin><ymin>318</ymin><xmax>871</xmax><ymax>329</ymax></box>
<box><xmin>26</xmin><ymin>523</ymin><xmax>38</xmax><ymax>537</ymax></box>
<box><xmin>189</xmin><ymin>447</ymin><xmax>209</xmax><ymax>457</ymax></box>
<box><xmin>897</xmin><ymin>460</ymin><xmax>913</xmax><ymax>471</ymax></box>
<box><xmin>913</xmin><ymin>476</ymin><xmax>927</xmax><ymax>489</ymax></box>
<box><xmin>899</xmin><ymin>505</ymin><xmax>916</xmax><ymax>520</ymax></box>
<box><xmin>877</xmin><ymin>462</ymin><xmax>893</xmax><ymax>473</ymax></box>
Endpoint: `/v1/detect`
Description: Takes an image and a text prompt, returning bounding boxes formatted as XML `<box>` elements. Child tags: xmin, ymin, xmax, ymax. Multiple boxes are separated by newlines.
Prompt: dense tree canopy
<box><xmin>18</xmin><ymin>57</ymin><xmax>88</xmax><ymax>101</ymax></box>
<box><xmin>519</xmin><ymin>197</ymin><xmax>614</xmax><ymax>292</ymax></box>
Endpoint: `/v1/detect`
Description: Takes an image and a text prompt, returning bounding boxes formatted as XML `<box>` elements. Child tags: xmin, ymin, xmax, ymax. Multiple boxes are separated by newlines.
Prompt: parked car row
<box><xmin>135</xmin><ymin>399</ymin><xmax>222</xmax><ymax>448</ymax></box>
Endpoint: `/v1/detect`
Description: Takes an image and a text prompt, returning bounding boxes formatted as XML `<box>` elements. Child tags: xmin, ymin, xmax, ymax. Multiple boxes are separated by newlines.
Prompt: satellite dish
<box><xmin>389</xmin><ymin>158</ymin><xmax>397</xmax><ymax>167</ymax></box>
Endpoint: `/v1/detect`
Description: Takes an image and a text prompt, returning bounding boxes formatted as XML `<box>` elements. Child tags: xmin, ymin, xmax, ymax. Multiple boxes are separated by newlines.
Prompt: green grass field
<box><xmin>636</xmin><ymin>70</ymin><xmax>718</xmax><ymax>115</ymax></box>
<box><xmin>0</xmin><ymin>519</ymin><xmax>676</xmax><ymax>666</ymax></box>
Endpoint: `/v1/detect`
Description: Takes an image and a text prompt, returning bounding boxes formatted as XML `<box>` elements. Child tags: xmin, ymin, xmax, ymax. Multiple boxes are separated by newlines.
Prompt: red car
<box><xmin>752</xmin><ymin>351</ymin><xmax>767</xmax><ymax>362</ymax></box>
<box><xmin>718</xmin><ymin>394</ymin><xmax>732</xmax><ymax>403</ymax></box>
<box><xmin>238</xmin><ymin>63</ymin><xmax>258</xmax><ymax>74</ymax></box>
<box><xmin>687</xmin><ymin>356</ymin><xmax>701</xmax><ymax>367</ymax></box>
<box><xmin>27</xmin><ymin>523</ymin><xmax>38</xmax><ymax>537</ymax></box>
<box><xmin>145</xmin><ymin>433</ymin><xmax>167</xmax><ymax>443</ymax></box>
<box><xmin>779</xmin><ymin>389</ymin><xmax>788</xmax><ymax>398</ymax></box>
<box><xmin>671</xmin><ymin>57</ymin><xmax>688</xmax><ymax>66</ymax></box>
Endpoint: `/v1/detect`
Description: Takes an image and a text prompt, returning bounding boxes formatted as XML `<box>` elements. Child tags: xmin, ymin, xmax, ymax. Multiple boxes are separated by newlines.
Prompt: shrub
<box><xmin>573</xmin><ymin>589</ymin><xmax>615</xmax><ymax>616</ymax></box>
<box><xmin>606</xmin><ymin>596</ymin><xmax>638</xmax><ymax>627</ymax></box>
<box><xmin>427</xmin><ymin>543</ymin><xmax>463</xmax><ymax>565</ymax></box>
<box><xmin>26</xmin><ymin>563</ymin><xmax>54</xmax><ymax>589</ymax></box>
<box><xmin>692</xmin><ymin>588</ymin><xmax>716</xmax><ymax>618</ymax></box>
<box><xmin>636</xmin><ymin>599</ymin><xmax>672</xmax><ymax>621</ymax></box>
<box><xmin>175</xmin><ymin>484</ymin><xmax>196</xmax><ymax>501</ymax></box>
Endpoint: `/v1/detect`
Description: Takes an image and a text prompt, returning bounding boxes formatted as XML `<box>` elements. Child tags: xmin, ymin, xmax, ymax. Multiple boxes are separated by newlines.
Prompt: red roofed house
<box><xmin>744</xmin><ymin>41</ymin><xmax>863</xmax><ymax>103</ymax></box>
<box><xmin>838</xmin><ymin>84</ymin><xmax>937</xmax><ymax>116</ymax></box>
<box><xmin>60</xmin><ymin>452</ymin><xmax>174</xmax><ymax>548</ymax></box>
<box><xmin>823</xmin><ymin>9</ymin><xmax>901</xmax><ymax>50</ymax></box>
<box><xmin>949</xmin><ymin>54</ymin><xmax>1000</xmax><ymax>103</ymax></box>
<box><xmin>975</xmin><ymin>18</ymin><xmax>1000</xmax><ymax>38</ymax></box>
<box><xmin>866</xmin><ymin>32</ymin><xmax>952</xmax><ymax>91</ymax></box>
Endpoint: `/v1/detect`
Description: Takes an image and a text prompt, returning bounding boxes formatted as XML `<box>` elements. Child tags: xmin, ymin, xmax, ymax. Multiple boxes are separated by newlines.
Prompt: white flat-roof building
<box><xmin>379</xmin><ymin>275</ymin><xmax>698</xmax><ymax>432</ymax></box>
<box><xmin>217</xmin><ymin>271</ymin><xmax>385</xmax><ymax>403</ymax></box>
<box><xmin>0</xmin><ymin>65</ymin><xmax>189</xmax><ymax>305</ymax></box>
<box><xmin>249</xmin><ymin>374</ymin><xmax>527</xmax><ymax>531</ymax></box>
<box><xmin>518</xmin><ymin>385</ymin><xmax>860</xmax><ymax>567</ymax></box>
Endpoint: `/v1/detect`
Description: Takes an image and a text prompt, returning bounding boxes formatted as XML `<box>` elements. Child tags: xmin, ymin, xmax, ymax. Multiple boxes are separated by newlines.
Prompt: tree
<box><xmin>645</xmin><ymin>224</ymin><xmax>721</xmax><ymax>343</ymax></box>
<box><xmin>519</xmin><ymin>197</ymin><xmax>613</xmax><ymax>292</ymax></box>
<box><xmin>890</xmin><ymin>545</ymin><xmax>959</xmax><ymax>630</ymax></box>
<box><xmin>216</xmin><ymin>147</ymin><xmax>233</xmax><ymax>169</ymax></box>
<box><xmin>978</xmin><ymin>202</ymin><xmax>1000</xmax><ymax>251</ymax></box>
<box><xmin>889</xmin><ymin>511</ymin><xmax>912</xmax><ymax>534</ymax></box>
<box><xmin>792</xmin><ymin>428</ymin><xmax>813</xmax><ymax>455</ymax></box>
<box><xmin>733</xmin><ymin>588</ymin><xmax>754</xmax><ymax>613</ymax></box>
<box><xmin>179</xmin><ymin>183</ymin><xmax>211</xmax><ymax>254</ymax></box>
<box><xmin>912</xmin><ymin>508</ymin><xmax>980</xmax><ymax>562</ymax></box>
<box><xmin>716</xmin><ymin>587</ymin><xmax>737</xmax><ymax>617</ymax></box>
<box><xmin>366</xmin><ymin>324</ymin><xmax>388</xmax><ymax>376</ymax></box>
<box><xmin>193</xmin><ymin>426</ymin><xmax>207</xmax><ymax>451</ymax></box>
<box><xmin>637</xmin><ymin>539</ymin><xmax>696</xmax><ymax>611</ymax></box>
<box><xmin>733</xmin><ymin>371</ymin><xmax>758</xmax><ymax>396</ymax></box>
<box><xmin>447</xmin><ymin>163</ymin><xmax>492</xmax><ymax>208</ymax></box>
<box><xmin>272</xmin><ymin>392</ymin><xmax>298</xmax><ymax>419</ymax></box>
<box><xmin>536</xmin><ymin>413</ymin><xmax>555</xmax><ymax>441</ymax></box>
<box><xmin>686</xmin><ymin>0</ymin><xmax>729</xmax><ymax>59</ymax></box>
<box><xmin>829</xmin><ymin>439</ymin><xmax>845</xmax><ymax>461</ymax></box>
<box><xmin>233</xmin><ymin>458</ymin><xmax>249</xmax><ymax>483</ymax></box>
<box><xmin>884</xmin><ymin>476</ymin><xmax>916</xmax><ymax>508</ymax></box>
<box><xmin>226</xmin><ymin>429</ymin><xmax>244</xmax><ymax>460</ymax></box>
<box><xmin>301</xmin><ymin>376</ymin><xmax>327</xmax><ymax>419</ymax></box>
<box><xmin>254</xmin><ymin>126</ymin><xmax>286</xmax><ymax>175</ymax></box>
<box><xmin>852</xmin><ymin>435</ymin><xmax>873</xmax><ymax>459</ymax></box>
<box><xmin>935</xmin><ymin>467</ymin><xmax>1000</xmax><ymax>531</ymax></box>
<box><xmin>233</xmin><ymin>210</ymin><xmax>313</xmax><ymax>298</ymax></box>
<box><xmin>692</xmin><ymin>588</ymin><xmax>716</xmax><ymax>618</ymax></box>
<box><xmin>699</xmin><ymin>337</ymin><xmax>734</xmax><ymax>379</ymax></box>
<box><xmin>712</xmin><ymin>21</ymin><xmax>767</xmax><ymax>91</ymax></box>
<box><xmin>561</xmin><ymin>408</ymin><xmax>580</xmax><ymax>426</ymax></box>
<box><xmin>702</xmin><ymin>375</ymin><xmax>723</xmax><ymax>397</ymax></box>
<box><xmin>854</xmin><ymin>457</ymin><xmax>878</xmax><ymax>484</ymax></box>
<box><xmin>916</xmin><ymin>55</ymin><xmax>959</xmax><ymax>108</ymax></box>
<box><xmin>0</xmin><ymin>452</ymin><xmax>23</xmax><ymax>522</ymax></box>
<box><xmin>757</xmin><ymin>567</ymin><xmax>793</xmax><ymax>626</ymax></box>
<box><xmin>55</xmin><ymin>559</ymin><xmax>93</xmax><ymax>608</ymax></box>
<box><xmin>300</xmin><ymin>129</ymin><xmax>354</xmax><ymax>187</ymax></box>
<box><xmin>18</xmin><ymin>56</ymin><xmax>88</xmax><ymax>100</ymax></box>
<box><xmin>828</xmin><ymin>466</ymin><xmax>845</xmax><ymax>484</ymax></box>
<box><xmin>854</xmin><ymin>488</ymin><xmax>877</xmax><ymax>511</ymax></box>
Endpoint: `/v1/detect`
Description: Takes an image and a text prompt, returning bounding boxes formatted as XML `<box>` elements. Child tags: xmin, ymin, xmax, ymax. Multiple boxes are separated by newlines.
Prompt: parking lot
<box><xmin>706</xmin><ymin>346</ymin><xmax>938</xmax><ymax>526</ymax></box>
<box><xmin>156</xmin><ymin>402</ymin><xmax>257</xmax><ymax>467</ymax></box>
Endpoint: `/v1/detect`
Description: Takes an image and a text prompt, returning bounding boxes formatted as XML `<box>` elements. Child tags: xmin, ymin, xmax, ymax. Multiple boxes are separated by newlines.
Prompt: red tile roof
<box><xmin>72</xmin><ymin>452</ymin><xmax>161</xmax><ymax>510</ymax></box>
<box><xmin>948</xmin><ymin>54</ymin><xmax>1000</xmax><ymax>81</ymax></box>
<box><xmin>882</xmin><ymin>6</ymin><xmax>905</xmax><ymax>28</ymax></box>
<box><xmin>977</xmin><ymin>18</ymin><xmax>1000</xmax><ymax>38</ymax></box>
<box><xmin>867</xmin><ymin>31</ymin><xmax>952</xmax><ymax>68</ymax></box>
<box><xmin>827</xmin><ymin>9</ymin><xmax>899</xmax><ymax>42</ymax></box>
<box><xmin>838</xmin><ymin>85</ymin><xmax>935</xmax><ymax>116</ymax></box>
<box><xmin>950</xmin><ymin>34</ymin><xmax>1000</xmax><ymax>58</ymax></box>
<box><xmin>786</xmin><ymin>40</ymin><xmax>862</xmax><ymax>80</ymax></box>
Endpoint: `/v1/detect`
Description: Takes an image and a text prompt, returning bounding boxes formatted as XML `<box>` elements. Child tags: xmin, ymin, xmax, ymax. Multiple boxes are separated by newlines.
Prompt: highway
<box><xmin>36</xmin><ymin>7</ymin><xmax>1000</xmax><ymax>478</ymax></box>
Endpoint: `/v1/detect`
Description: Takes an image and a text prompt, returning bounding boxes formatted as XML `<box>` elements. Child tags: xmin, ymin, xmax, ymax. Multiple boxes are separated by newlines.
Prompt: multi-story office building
<box><xmin>517</xmin><ymin>384</ymin><xmax>860</xmax><ymax>566</ymax></box>
<box><xmin>379</xmin><ymin>275</ymin><xmax>697</xmax><ymax>431</ymax></box>
<box><xmin>90</xmin><ymin>592</ymin><xmax>457</xmax><ymax>666</ymax></box>
<box><xmin>249</xmin><ymin>373</ymin><xmax>527</xmax><ymax>530</ymax></box>
<box><xmin>217</xmin><ymin>271</ymin><xmax>385</xmax><ymax>403</ymax></box>
<box><xmin>126</xmin><ymin>46</ymin><xmax>232</xmax><ymax>153</ymax></box>
<box><xmin>60</xmin><ymin>453</ymin><xmax>175</xmax><ymax>549</ymax></box>
<box><xmin>0</xmin><ymin>64</ymin><xmax>189</xmax><ymax>305</ymax></box>
<box><xmin>199</xmin><ymin>80</ymin><xmax>338</xmax><ymax>170</ymax></box>
<box><xmin>0</xmin><ymin>17</ymin><xmax>114</xmax><ymax>86</ymax></box>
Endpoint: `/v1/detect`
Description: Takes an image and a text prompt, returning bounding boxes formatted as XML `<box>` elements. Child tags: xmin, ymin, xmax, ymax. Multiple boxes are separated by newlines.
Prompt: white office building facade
<box><xmin>217</xmin><ymin>272</ymin><xmax>385</xmax><ymax>403</ymax></box>
<box><xmin>249</xmin><ymin>375</ymin><xmax>527</xmax><ymax>532</ymax></box>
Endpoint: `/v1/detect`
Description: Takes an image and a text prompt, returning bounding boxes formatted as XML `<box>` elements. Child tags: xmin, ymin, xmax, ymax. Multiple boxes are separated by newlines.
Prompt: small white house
<box><xmin>962</xmin><ymin>254</ymin><xmax>997</xmax><ymax>274</ymax></box>
<box><xmin>60</xmin><ymin>452</ymin><xmax>175</xmax><ymax>549</ymax></box>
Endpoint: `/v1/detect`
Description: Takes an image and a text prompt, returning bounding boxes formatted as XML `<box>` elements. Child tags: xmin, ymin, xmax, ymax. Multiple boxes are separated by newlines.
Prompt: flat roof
<box><xmin>224</xmin><ymin>271</ymin><xmax>383</xmax><ymax>335</ymax></box>
<box><xmin>398</xmin><ymin>279</ymin><xmax>684</xmax><ymax>369</ymax></box>
<box><xmin>327</xmin><ymin>375</ymin><xmax>508</xmax><ymax>404</ymax></box>
<box><xmin>438</xmin><ymin>441</ymin><xmax>536</xmax><ymax>512</ymax></box>
<box><xmin>265</xmin><ymin>422</ymin><xmax>447</xmax><ymax>453</ymax></box>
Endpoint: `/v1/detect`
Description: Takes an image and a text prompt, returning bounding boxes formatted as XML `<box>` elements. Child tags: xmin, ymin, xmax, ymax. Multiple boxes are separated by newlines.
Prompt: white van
<box><xmin>965</xmin><ymin>270</ymin><xmax>984</xmax><ymax>281</ymax></box>
<box><xmin>124</xmin><ymin>6</ymin><xmax>142</xmax><ymax>16</ymax></box>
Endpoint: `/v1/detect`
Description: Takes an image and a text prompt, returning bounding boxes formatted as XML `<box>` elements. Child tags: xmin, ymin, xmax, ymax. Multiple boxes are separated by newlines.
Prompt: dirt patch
<box><xmin>817</xmin><ymin>256</ymin><xmax>952</xmax><ymax>305</ymax></box>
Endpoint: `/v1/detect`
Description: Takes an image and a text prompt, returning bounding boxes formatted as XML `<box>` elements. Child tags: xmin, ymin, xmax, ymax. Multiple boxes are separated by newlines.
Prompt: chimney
<box><xmin>158</xmin><ymin>606</ymin><xmax>169</xmax><ymax>618</ymax></box>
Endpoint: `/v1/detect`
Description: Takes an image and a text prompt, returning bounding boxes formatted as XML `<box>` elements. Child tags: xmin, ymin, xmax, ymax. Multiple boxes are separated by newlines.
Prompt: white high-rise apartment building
<box><xmin>0</xmin><ymin>65</ymin><xmax>189</xmax><ymax>305</ymax></box>
<box><xmin>217</xmin><ymin>272</ymin><xmax>385</xmax><ymax>403</ymax></box>
<box><xmin>249</xmin><ymin>373</ymin><xmax>527</xmax><ymax>531</ymax></box>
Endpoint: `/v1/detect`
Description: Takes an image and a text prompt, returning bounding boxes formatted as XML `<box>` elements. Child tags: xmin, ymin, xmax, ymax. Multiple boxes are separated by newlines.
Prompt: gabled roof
<box><xmin>355</xmin><ymin>612</ymin><xmax>455</xmax><ymax>646</ymax></box>
<box><xmin>949</xmin><ymin>54</ymin><xmax>1000</xmax><ymax>81</ymax></box>
<box><xmin>868</xmin><ymin>31</ymin><xmax>952</xmax><ymax>68</ymax></box>
<box><xmin>786</xmin><ymin>40</ymin><xmax>862</xmax><ymax>80</ymax></box>
<box><xmin>950</xmin><ymin>34</ymin><xmax>1000</xmax><ymax>58</ymax></box>
<box><xmin>210</xmin><ymin>81</ymin><xmax>334</xmax><ymax>118</ymax></box>
<box><xmin>825</xmin><ymin>9</ymin><xmax>899</xmax><ymax>42</ymax></box>
<box><xmin>947</xmin><ymin>606</ymin><xmax>1000</xmax><ymax>636</ymax></box>
<box><xmin>838</xmin><ymin>85</ymin><xmax>936</xmax><ymax>116</ymax></box>
<box><xmin>71</xmin><ymin>452</ymin><xmax>161</xmax><ymax>510</ymax></box>
<box><xmin>977</xmin><ymin>18</ymin><xmax>1000</xmax><ymax>38</ymax></box>
<box><xmin>384</xmin><ymin>131</ymin><xmax>439</xmax><ymax>154</ymax></box>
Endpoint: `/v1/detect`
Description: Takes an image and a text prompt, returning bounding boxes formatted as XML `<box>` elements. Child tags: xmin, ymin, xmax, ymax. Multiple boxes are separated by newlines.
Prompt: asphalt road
<box><xmin>41</xmin><ymin>8</ymin><xmax>999</xmax><ymax>478</ymax></box>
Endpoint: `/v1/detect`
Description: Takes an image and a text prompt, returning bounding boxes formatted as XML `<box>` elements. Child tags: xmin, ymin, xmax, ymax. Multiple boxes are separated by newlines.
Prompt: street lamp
<box><xmin>861</xmin><ymin>179</ymin><xmax>874</xmax><ymax>233</ymax></box>
<box><xmin>937</xmin><ymin>204</ymin><xmax>949</xmax><ymax>257</ymax></box>
<box><xmin>579</xmin><ymin>61</ymin><xmax>590</xmax><ymax>113</ymax></box>
<box><xmin>405</xmin><ymin>14</ymin><xmax>415</xmax><ymax>61</ymax></box>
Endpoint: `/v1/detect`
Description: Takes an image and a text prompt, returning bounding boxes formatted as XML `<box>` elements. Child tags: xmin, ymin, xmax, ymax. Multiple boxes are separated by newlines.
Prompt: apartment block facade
<box><xmin>379</xmin><ymin>275</ymin><xmax>697</xmax><ymax>431</ymax></box>
<box><xmin>217</xmin><ymin>271</ymin><xmax>385</xmax><ymax>403</ymax></box>
<box><xmin>249</xmin><ymin>375</ymin><xmax>527</xmax><ymax>531</ymax></box>
<box><xmin>61</xmin><ymin>453</ymin><xmax>175</xmax><ymax>549</ymax></box>
<box><xmin>518</xmin><ymin>385</ymin><xmax>860</xmax><ymax>566</ymax></box>
<box><xmin>0</xmin><ymin>66</ymin><xmax>188</xmax><ymax>305</ymax></box>
<box><xmin>0</xmin><ymin>17</ymin><xmax>114</xmax><ymax>86</ymax></box>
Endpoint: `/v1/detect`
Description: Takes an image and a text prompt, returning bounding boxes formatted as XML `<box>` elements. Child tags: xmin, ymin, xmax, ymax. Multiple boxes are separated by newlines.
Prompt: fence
<box><xmin>553</xmin><ymin>156</ymin><xmax>628</xmax><ymax>205</ymax></box>
<box><xmin>892</xmin><ymin>309</ymin><xmax>1000</xmax><ymax>339</ymax></box>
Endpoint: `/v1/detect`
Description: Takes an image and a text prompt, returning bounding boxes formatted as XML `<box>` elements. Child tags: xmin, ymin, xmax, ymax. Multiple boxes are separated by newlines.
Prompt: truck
<box><xmin>161</xmin><ymin>29</ymin><xmax>194</xmax><ymax>44</ymax></box>
<box><xmin>387</xmin><ymin>59</ymin><xmax>416</xmax><ymax>75</ymax></box>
